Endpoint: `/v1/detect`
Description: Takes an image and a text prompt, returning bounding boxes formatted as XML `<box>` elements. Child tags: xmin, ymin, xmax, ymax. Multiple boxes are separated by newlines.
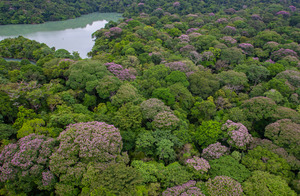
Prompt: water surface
<box><xmin>0</xmin><ymin>13</ymin><xmax>122</xmax><ymax>58</ymax></box>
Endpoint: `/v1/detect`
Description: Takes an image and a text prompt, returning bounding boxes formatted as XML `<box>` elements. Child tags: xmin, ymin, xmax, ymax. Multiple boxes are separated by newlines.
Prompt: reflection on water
<box><xmin>0</xmin><ymin>13</ymin><xmax>122</xmax><ymax>58</ymax></box>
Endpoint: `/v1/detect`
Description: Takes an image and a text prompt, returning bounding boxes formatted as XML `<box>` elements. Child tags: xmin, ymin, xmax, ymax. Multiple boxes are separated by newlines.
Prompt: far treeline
<box><xmin>0</xmin><ymin>0</ymin><xmax>299</xmax><ymax>24</ymax></box>
<box><xmin>0</xmin><ymin>0</ymin><xmax>300</xmax><ymax>196</ymax></box>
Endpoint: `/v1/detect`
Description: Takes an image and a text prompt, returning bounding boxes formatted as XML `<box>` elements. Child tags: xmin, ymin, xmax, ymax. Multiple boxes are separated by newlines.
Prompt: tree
<box><xmin>136</xmin><ymin>129</ymin><xmax>182</xmax><ymax>163</ymax></box>
<box><xmin>162</xmin><ymin>180</ymin><xmax>205</xmax><ymax>196</ymax></box>
<box><xmin>81</xmin><ymin>163</ymin><xmax>143</xmax><ymax>196</ymax></box>
<box><xmin>0</xmin><ymin>124</ymin><xmax>17</xmax><ymax>142</ymax></box>
<box><xmin>48</xmin><ymin>104</ymin><xmax>93</xmax><ymax>129</ymax></box>
<box><xmin>17</xmin><ymin>118</ymin><xmax>59</xmax><ymax>138</ymax></box>
<box><xmin>152</xmin><ymin>111</ymin><xmax>180</xmax><ymax>130</ymax></box>
<box><xmin>157</xmin><ymin>162</ymin><xmax>193</xmax><ymax>189</ymax></box>
<box><xmin>241</xmin><ymin>97</ymin><xmax>277</xmax><ymax>132</ymax></box>
<box><xmin>209</xmin><ymin>156</ymin><xmax>251</xmax><ymax>183</ymax></box>
<box><xmin>263</xmin><ymin>89</ymin><xmax>284</xmax><ymax>104</ymax></box>
<box><xmin>131</xmin><ymin>160</ymin><xmax>164</xmax><ymax>184</ymax></box>
<box><xmin>204</xmin><ymin>176</ymin><xmax>243</xmax><ymax>196</ymax></box>
<box><xmin>242</xmin><ymin>171</ymin><xmax>297</xmax><ymax>196</ymax></box>
<box><xmin>195</xmin><ymin>120</ymin><xmax>223</xmax><ymax>148</ymax></box>
<box><xmin>140</xmin><ymin>98</ymin><xmax>171</xmax><ymax>120</ymax></box>
<box><xmin>218</xmin><ymin>70</ymin><xmax>248</xmax><ymax>91</ymax></box>
<box><xmin>253</xmin><ymin>30</ymin><xmax>282</xmax><ymax>47</ymax></box>
<box><xmin>201</xmin><ymin>142</ymin><xmax>229</xmax><ymax>160</ymax></box>
<box><xmin>113</xmin><ymin>102</ymin><xmax>142</xmax><ymax>131</ymax></box>
<box><xmin>165</xmin><ymin>71</ymin><xmax>189</xmax><ymax>87</ymax></box>
<box><xmin>50</xmin><ymin>121</ymin><xmax>129</xmax><ymax>195</ymax></box>
<box><xmin>222</xmin><ymin>120</ymin><xmax>253</xmax><ymax>150</ymax></box>
<box><xmin>241</xmin><ymin>146</ymin><xmax>294</xmax><ymax>182</ymax></box>
<box><xmin>189</xmin><ymin>71</ymin><xmax>220</xmax><ymax>99</ymax></box>
<box><xmin>0</xmin><ymin>91</ymin><xmax>17</xmax><ymax>123</ymax></box>
<box><xmin>66</xmin><ymin>60</ymin><xmax>111</xmax><ymax>90</ymax></box>
<box><xmin>96</xmin><ymin>75</ymin><xmax>121</xmax><ymax>99</ymax></box>
<box><xmin>152</xmin><ymin>87</ymin><xmax>176</xmax><ymax>106</ymax></box>
<box><xmin>191</xmin><ymin>99</ymin><xmax>216</xmax><ymax>123</ymax></box>
<box><xmin>220</xmin><ymin>47</ymin><xmax>245</xmax><ymax>65</ymax></box>
<box><xmin>275</xmin><ymin>70</ymin><xmax>300</xmax><ymax>89</ymax></box>
<box><xmin>0</xmin><ymin>134</ymin><xmax>57</xmax><ymax>195</ymax></box>
<box><xmin>111</xmin><ymin>83</ymin><xmax>144</xmax><ymax>107</ymax></box>
<box><xmin>169</xmin><ymin>83</ymin><xmax>195</xmax><ymax>111</ymax></box>
<box><xmin>186</xmin><ymin>156</ymin><xmax>210</xmax><ymax>180</ymax></box>
<box><xmin>156</xmin><ymin>139</ymin><xmax>176</xmax><ymax>164</ymax></box>
<box><xmin>235</xmin><ymin>64</ymin><xmax>270</xmax><ymax>85</ymax></box>
<box><xmin>265</xmin><ymin>119</ymin><xmax>300</xmax><ymax>159</ymax></box>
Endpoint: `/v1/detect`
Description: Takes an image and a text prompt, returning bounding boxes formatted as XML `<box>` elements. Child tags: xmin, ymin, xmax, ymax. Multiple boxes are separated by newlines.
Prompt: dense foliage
<box><xmin>0</xmin><ymin>0</ymin><xmax>299</xmax><ymax>195</ymax></box>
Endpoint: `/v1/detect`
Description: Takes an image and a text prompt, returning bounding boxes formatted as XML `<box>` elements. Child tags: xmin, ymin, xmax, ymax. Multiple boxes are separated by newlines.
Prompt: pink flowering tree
<box><xmin>221</xmin><ymin>36</ymin><xmax>237</xmax><ymax>47</ymax></box>
<box><xmin>152</xmin><ymin>111</ymin><xmax>180</xmax><ymax>130</ymax></box>
<box><xmin>186</xmin><ymin>28</ymin><xmax>199</xmax><ymax>34</ymax></box>
<box><xmin>271</xmin><ymin>48</ymin><xmax>298</xmax><ymax>61</ymax></box>
<box><xmin>165</xmin><ymin>61</ymin><xmax>194</xmax><ymax>73</ymax></box>
<box><xmin>173</xmin><ymin>1</ymin><xmax>180</xmax><ymax>7</ymax></box>
<box><xmin>238</xmin><ymin>43</ymin><xmax>254</xmax><ymax>55</ymax></box>
<box><xmin>186</xmin><ymin>156</ymin><xmax>210</xmax><ymax>180</ymax></box>
<box><xmin>276</xmin><ymin>11</ymin><xmax>290</xmax><ymax>17</ymax></box>
<box><xmin>251</xmin><ymin>14</ymin><xmax>262</xmax><ymax>20</ymax></box>
<box><xmin>180</xmin><ymin>45</ymin><xmax>196</xmax><ymax>55</ymax></box>
<box><xmin>0</xmin><ymin>134</ymin><xmax>57</xmax><ymax>194</ymax></box>
<box><xmin>105</xmin><ymin>62</ymin><xmax>136</xmax><ymax>81</ymax></box>
<box><xmin>216</xmin><ymin>18</ymin><xmax>228</xmax><ymax>24</ymax></box>
<box><xmin>222</xmin><ymin>120</ymin><xmax>253</xmax><ymax>150</ymax></box>
<box><xmin>178</xmin><ymin>34</ymin><xmax>190</xmax><ymax>42</ymax></box>
<box><xmin>109</xmin><ymin>27</ymin><xmax>122</xmax><ymax>37</ymax></box>
<box><xmin>162</xmin><ymin>181</ymin><xmax>205</xmax><ymax>196</ymax></box>
<box><xmin>265</xmin><ymin>119</ymin><xmax>300</xmax><ymax>159</ymax></box>
<box><xmin>49</xmin><ymin>121</ymin><xmax>128</xmax><ymax>196</ymax></box>
<box><xmin>223</xmin><ymin>26</ymin><xmax>237</xmax><ymax>35</ymax></box>
<box><xmin>289</xmin><ymin>6</ymin><xmax>296</xmax><ymax>12</ymax></box>
<box><xmin>140</xmin><ymin>98</ymin><xmax>171</xmax><ymax>120</ymax></box>
<box><xmin>224</xmin><ymin>8</ymin><xmax>236</xmax><ymax>14</ymax></box>
<box><xmin>205</xmin><ymin>176</ymin><xmax>243</xmax><ymax>196</ymax></box>
<box><xmin>201</xmin><ymin>142</ymin><xmax>229</xmax><ymax>160</ymax></box>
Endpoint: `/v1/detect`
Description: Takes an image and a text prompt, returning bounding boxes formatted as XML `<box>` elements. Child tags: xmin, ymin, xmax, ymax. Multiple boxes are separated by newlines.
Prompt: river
<box><xmin>0</xmin><ymin>13</ymin><xmax>122</xmax><ymax>59</ymax></box>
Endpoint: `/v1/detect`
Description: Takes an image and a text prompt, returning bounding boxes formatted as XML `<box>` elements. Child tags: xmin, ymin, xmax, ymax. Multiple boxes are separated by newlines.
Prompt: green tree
<box><xmin>113</xmin><ymin>102</ymin><xmax>142</xmax><ymax>131</ymax></box>
<box><xmin>81</xmin><ymin>163</ymin><xmax>143</xmax><ymax>196</ymax></box>
<box><xmin>152</xmin><ymin>87</ymin><xmax>175</xmax><ymax>106</ymax></box>
<box><xmin>209</xmin><ymin>155</ymin><xmax>251</xmax><ymax>183</ymax></box>
<box><xmin>66</xmin><ymin>60</ymin><xmax>111</xmax><ymax>90</ymax></box>
<box><xmin>242</xmin><ymin>146</ymin><xmax>294</xmax><ymax>182</ymax></box>
<box><xmin>191</xmin><ymin>99</ymin><xmax>216</xmax><ymax>123</ymax></box>
<box><xmin>165</xmin><ymin>71</ymin><xmax>189</xmax><ymax>87</ymax></box>
<box><xmin>189</xmin><ymin>71</ymin><xmax>220</xmax><ymax>99</ymax></box>
<box><xmin>195</xmin><ymin>120</ymin><xmax>223</xmax><ymax>148</ymax></box>
<box><xmin>96</xmin><ymin>75</ymin><xmax>122</xmax><ymax>99</ymax></box>
<box><xmin>111</xmin><ymin>83</ymin><xmax>144</xmax><ymax>107</ymax></box>
<box><xmin>243</xmin><ymin>171</ymin><xmax>297</xmax><ymax>196</ymax></box>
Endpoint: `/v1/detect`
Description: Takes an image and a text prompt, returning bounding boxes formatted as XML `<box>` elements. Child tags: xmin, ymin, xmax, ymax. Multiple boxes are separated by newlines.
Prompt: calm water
<box><xmin>0</xmin><ymin>13</ymin><xmax>122</xmax><ymax>58</ymax></box>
